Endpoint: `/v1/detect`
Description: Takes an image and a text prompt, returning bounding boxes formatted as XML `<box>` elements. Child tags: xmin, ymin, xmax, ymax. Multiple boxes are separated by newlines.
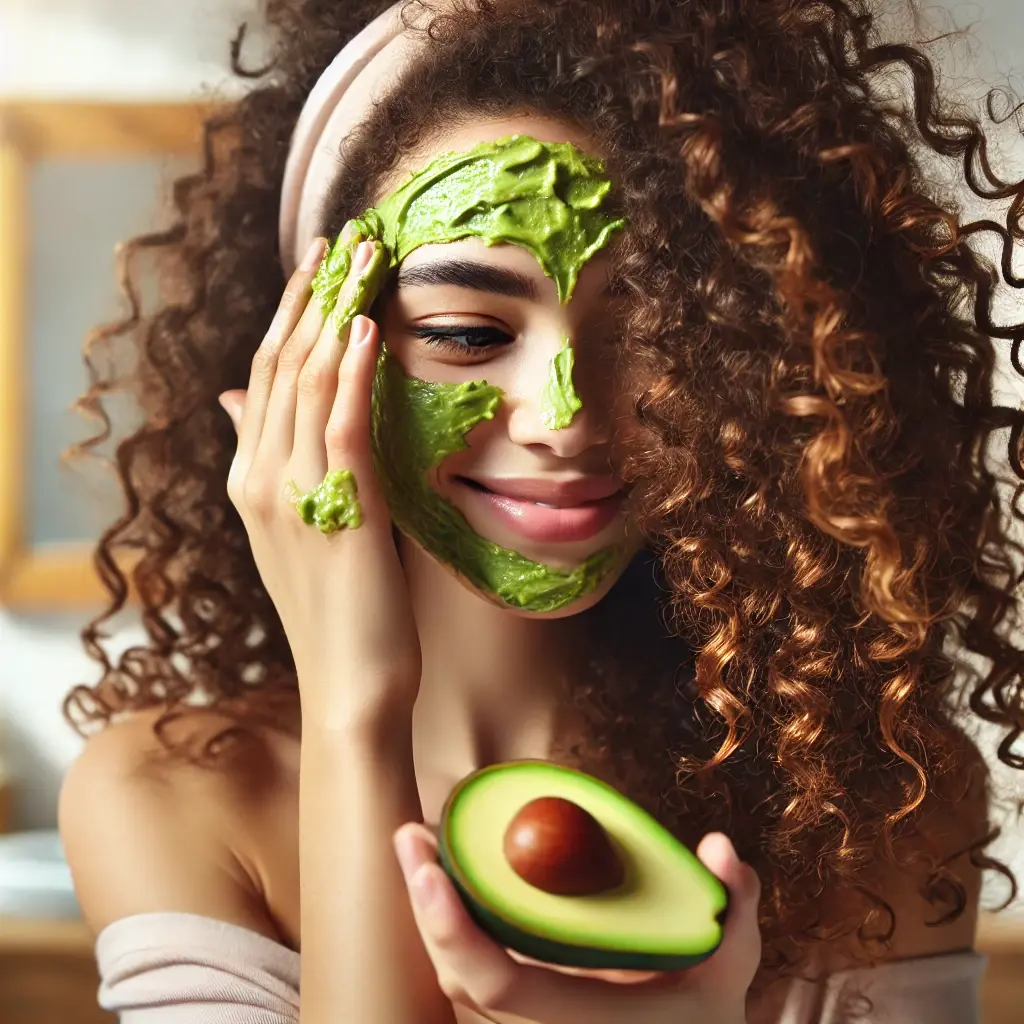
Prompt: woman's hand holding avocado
<box><xmin>219</xmin><ymin>233</ymin><xmax>421</xmax><ymax>728</ymax></box>
<box><xmin>393</xmin><ymin>825</ymin><xmax>761</xmax><ymax>1024</ymax></box>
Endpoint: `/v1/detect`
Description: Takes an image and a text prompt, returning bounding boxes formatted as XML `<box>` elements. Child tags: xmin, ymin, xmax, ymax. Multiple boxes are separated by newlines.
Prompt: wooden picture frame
<box><xmin>0</xmin><ymin>102</ymin><xmax>216</xmax><ymax>610</ymax></box>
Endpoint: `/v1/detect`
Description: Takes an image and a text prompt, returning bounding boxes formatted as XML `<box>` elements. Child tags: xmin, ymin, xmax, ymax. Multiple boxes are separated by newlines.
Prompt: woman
<box><xmin>58</xmin><ymin>1</ymin><xmax>1024</xmax><ymax>1021</ymax></box>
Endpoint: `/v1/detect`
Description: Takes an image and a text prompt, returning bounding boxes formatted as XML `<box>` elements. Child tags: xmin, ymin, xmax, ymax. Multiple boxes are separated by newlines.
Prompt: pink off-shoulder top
<box><xmin>92</xmin><ymin>911</ymin><xmax>986</xmax><ymax>1023</ymax></box>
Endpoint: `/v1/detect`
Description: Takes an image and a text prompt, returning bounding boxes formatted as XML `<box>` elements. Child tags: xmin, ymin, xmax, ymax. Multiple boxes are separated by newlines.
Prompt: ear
<box><xmin>217</xmin><ymin>390</ymin><xmax>246</xmax><ymax>431</ymax></box>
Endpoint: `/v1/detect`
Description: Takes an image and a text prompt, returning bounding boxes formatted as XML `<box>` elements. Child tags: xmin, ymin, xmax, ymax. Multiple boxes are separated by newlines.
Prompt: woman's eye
<box><xmin>411</xmin><ymin>324</ymin><xmax>513</xmax><ymax>354</ymax></box>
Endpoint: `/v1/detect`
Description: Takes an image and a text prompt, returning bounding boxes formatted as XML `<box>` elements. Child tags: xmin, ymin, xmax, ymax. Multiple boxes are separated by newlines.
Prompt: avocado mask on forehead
<box><xmin>315</xmin><ymin>134</ymin><xmax>625</xmax><ymax>306</ymax></box>
<box><xmin>314</xmin><ymin>135</ymin><xmax>626</xmax><ymax>612</ymax></box>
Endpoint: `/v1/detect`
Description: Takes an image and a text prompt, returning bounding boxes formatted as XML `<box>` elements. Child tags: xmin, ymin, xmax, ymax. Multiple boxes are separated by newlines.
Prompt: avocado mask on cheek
<box><xmin>372</xmin><ymin>356</ymin><xmax>618</xmax><ymax>612</ymax></box>
<box><xmin>315</xmin><ymin>135</ymin><xmax>627</xmax><ymax>612</ymax></box>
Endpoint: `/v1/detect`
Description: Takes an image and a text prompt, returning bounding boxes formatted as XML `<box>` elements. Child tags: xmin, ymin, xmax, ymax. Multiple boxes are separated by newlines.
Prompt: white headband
<box><xmin>278</xmin><ymin>1</ymin><xmax>443</xmax><ymax>274</ymax></box>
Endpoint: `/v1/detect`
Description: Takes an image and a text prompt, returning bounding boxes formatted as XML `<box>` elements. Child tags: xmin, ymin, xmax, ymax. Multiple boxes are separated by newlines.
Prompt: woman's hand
<box><xmin>219</xmin><ymin>234</ymin><xmax>421</xmax><ymax>725</ymax></box>
<box><xmin>393</xmin><ymin>825</ymin><xmax>761</xmax><ymax>1024</ymax></box>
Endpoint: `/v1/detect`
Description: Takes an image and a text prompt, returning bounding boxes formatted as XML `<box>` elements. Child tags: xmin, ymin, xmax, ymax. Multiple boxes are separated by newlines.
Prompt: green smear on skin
<box><xmin>542</xmin><ymin>335</ymin><xmax>583</xmax><ymax>430</ymax></box>
<box><xmin>292</xmin><ymin>469</ymin><xmax>363</xmax><ymax>533</ymax></box>
<box><xmin>372</xmin><ymin>352</ymin><xmax>618</xmax><ymax>612</ymax></box>
<box><xmin>312</xmin><ymin>135</ymin><xmax>627</xmax><ymax>612</ymax></box>
<box><xmin>313</xmin><ymin>219</ymin><xmax>390</xmax><ymax>334</ymax></box>
<box><xmin>315</xmin><ymin>134</ymin><xmax>626</xmax><ymax>306</ymax></box>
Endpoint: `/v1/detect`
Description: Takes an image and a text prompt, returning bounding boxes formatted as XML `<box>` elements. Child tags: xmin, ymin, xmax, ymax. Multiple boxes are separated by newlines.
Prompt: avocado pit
<box><xmin>503</xmin><ymin>795</ymin><xmax>625</xmax><ymax>896</ymax></box>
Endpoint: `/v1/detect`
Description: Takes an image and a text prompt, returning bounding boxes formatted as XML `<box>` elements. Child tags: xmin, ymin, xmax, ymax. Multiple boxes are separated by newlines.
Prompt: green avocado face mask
<box><xmin>314</xmin><ymin>135</ymin><xmax>627</xmax><ymax>612</ymax></box>
<box><xmin>542</xmin><ymin>335</ymin><xmax>583</xmax><ymax>430</ymax></box>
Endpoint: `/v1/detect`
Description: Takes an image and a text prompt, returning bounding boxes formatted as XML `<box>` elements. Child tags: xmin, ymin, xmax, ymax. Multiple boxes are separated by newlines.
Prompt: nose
<box><xmin>505</xmin><ymin>333</ymin><xmax>611</xmax><ymax>457</ymax></box>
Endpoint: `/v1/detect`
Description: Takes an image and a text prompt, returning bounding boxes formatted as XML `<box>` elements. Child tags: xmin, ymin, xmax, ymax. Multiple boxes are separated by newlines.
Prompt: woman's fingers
<box><xmin>252</xmin><ymin>298</ymin><xmax>329</xmax><ymax>469</ymax></box>
<box><xmin>691</xmin><ymin>833</ymin><xmax>762</xmax><ymax>982</ymax></box>
<box><xmin>393</xmin><ymin>822</ymin><xmax>738</xmax><ymax>1024</ymax></box>
<box><xmin>218</xmin><ymin>390</ymin><xmax>245</xmax><ymax>433</ymax></box>
<box><xmin>232</xmin><ymin>237</ymin><xmax>326</xmax><ymax>469</ymax></box>
<box><xmin>226</xmin><ymin>227</ymin><xmax>388</xmax><ymax>533</ymax></box>
<box><xmin>323</xmin><ymin>313</ymin><xmax>384</xmax><ymax>507</ymax></box>
<box><xmin>394</xmin><ymin>824</ymin><xmax>531</xmax><ymax>1016</ymax></box>
<box><xmin>289</xmin><ymin>241</ymin><xmax>377</xmax><ymax>489</ymax></box>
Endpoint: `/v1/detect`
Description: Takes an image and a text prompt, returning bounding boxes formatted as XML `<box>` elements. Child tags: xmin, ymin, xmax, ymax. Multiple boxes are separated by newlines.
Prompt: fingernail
<box><xmin>301</xmin><ymin>237</ymin><xmax>326</xmax><ymax>271</ymax></box>
<box><xmin>353</xmin><ymin>240</ymin><xmax>373</xmax><ymax>274</ymax></box>
<box><xmin>411</xmin><ymin>867</ymin><xmax>442</xmax><ymax>911</ymax></box>
<box><xmin>340</xmin><ymin>219</ymin><xmax>361</xmax><ymax>245</ymax></box>
<box><xmin>352</xmin><ymin>315</ymin><xmax>374</xmax><ymax>347</ymax></box>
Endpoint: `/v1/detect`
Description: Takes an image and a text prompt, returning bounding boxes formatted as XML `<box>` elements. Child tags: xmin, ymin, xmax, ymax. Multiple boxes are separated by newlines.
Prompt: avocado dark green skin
<box><xmin>437</xmin><ymin>760</ymin><xmax>729</xmax><ymax>972</ymax></box>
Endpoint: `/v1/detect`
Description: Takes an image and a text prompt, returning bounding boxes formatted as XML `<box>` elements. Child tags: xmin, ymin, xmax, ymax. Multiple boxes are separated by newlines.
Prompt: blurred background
<box><xmin>0</xmin><ymin>2</ymin><xmax>267</xmax><ymax>1020</ymax></box>
<box><xmin>0</xmin><ymin>0</ymin><xmax>266</xmax><ymax>835</ymax></box>
<box><xmin>0</xmin><ymin>1</ymin><xmax>1023</xmax><ymax>1021</ymax></box>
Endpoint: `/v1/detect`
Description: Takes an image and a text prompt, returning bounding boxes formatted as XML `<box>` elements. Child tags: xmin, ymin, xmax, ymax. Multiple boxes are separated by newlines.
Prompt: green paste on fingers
<box><xmin>372</xmin><ymin>351</ymin><xmax>618</xmax><ymax>612</ymax></box>
<box><xmin>541</xmin><ymin>335</ymin><xmax>583</xmax><ymax>430</ymax></box>
<box><xmin>313</xmin><ymin>222</ymin><xmax>389</xmax><ymax>335</ymax></box>
<box><xmin>312</xmin><ymin>135</ymin><xmax>627</xmax><ymax>610</ymax></box>
<box><xmin>293</xmin><ymin>469</ymin><xmax>363</xmax><ymax>533</ymax></box>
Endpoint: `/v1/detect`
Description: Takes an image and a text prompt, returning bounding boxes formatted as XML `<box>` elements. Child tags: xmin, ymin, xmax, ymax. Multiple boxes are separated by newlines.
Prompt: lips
<box><xmin>456</xmin><ymin>475</ymin><xmax>626</xmax><ymax>545</ymax></box>
<box><xmin>464</xmin><ymin>475</ymin><xmax>624</xmax><ymax>507</ymax></box>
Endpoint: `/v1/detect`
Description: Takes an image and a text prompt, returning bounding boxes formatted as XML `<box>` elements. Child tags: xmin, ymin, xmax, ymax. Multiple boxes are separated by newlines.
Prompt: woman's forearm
<box><xmin>298</xmin><ymin>709</ymin><xmax>455</xmax><ymax>1024</ymax></box>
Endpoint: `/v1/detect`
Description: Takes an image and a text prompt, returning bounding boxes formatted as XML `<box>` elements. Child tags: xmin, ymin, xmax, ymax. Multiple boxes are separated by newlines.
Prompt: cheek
<box><xmin>371</xmin><ymin>349</ymin><xmax>506</xmax><ymax>493</ymax></box>
<box><xmin>429</xmin><ymin>417</ymin><xmax>505</xmax><ymax>495</ymax></box>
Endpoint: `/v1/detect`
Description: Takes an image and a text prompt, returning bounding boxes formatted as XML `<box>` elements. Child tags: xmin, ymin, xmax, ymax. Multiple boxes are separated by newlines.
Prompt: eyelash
<box><xmin>411</xmin><ymin>324</ymin><xmax>513</xmax><ymax>354</ymax></box>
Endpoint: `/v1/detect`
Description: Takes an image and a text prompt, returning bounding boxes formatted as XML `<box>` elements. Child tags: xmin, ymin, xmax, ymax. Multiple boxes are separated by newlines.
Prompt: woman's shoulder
<box><xmin>59</xmin><ymin>703</ymin><xmax>300</xmax><ymax>943</ymax></box>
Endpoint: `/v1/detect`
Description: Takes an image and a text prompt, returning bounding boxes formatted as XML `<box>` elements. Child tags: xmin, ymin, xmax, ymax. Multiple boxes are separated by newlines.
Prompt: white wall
<box><xmin>0</xmin><ymin>0</ymin><xmax>266</xmax><ymax>99</ymax></box>
<box><xmin>0</xmin><ymin>1</ymin><xmax>1022</xmax><ymax>904</ymax></box>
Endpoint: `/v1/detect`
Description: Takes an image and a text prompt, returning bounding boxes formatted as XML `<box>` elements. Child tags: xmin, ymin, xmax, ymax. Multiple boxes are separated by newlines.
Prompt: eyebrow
<box><xmin>395</xmin><ymin>258</ymin><xmax>540</xmax><ymax>300</ymax></box>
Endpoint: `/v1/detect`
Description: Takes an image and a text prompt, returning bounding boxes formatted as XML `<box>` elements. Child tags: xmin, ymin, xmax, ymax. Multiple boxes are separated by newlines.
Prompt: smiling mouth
<box><xmin>458</xmin><ymin>477</ymin><xmax>583</xmax><ymax>509</ymax></box>
<box><xmin>455</xmin><ymin>475</ymin><xmax>625</xmax><ymax>505</ymax></box>
<box><xmin>454</xmin><ymin>476</ymin><xmax>626</xmax><ymax>544</ymax></box>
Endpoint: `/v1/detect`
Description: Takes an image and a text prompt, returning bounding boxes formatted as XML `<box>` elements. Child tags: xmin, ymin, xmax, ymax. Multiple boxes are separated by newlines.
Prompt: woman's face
<box><xmin>375</xmin><ymin>116</ymin><xmax>642</xmax><ymax>617</ymax></box>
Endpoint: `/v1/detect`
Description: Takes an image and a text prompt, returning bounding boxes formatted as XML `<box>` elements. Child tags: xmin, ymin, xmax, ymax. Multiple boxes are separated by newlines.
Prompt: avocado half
<box><xmin>437</xmin><ymin>760</ymin><xmax>729</xmax><ymax>971</ymax></box>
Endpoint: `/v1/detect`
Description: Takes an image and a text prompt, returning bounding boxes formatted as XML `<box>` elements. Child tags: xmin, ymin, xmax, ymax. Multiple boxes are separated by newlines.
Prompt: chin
<box><xmin>449</xmin><ymin>531</ymin><xmax>639</xmax><ymax>620</ymax></box>
<box><xmin>492</xmin><ymin>563</ymin><xmax>632</xmax><ymax>620</ymax></box>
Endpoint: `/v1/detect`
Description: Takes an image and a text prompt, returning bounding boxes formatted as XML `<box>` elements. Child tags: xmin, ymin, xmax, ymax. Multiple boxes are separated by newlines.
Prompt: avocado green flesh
<box><xmin>438</xmin><ymin>761</ymin><xmax>728</xmax><ymax>971</ymax></box>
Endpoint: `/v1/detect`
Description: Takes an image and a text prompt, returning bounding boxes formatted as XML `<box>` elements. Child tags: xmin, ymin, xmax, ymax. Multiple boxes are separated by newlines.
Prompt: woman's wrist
<box><xmin>297</xmin><ymin>669</ymin><xmax>418</xmax><ymax>745</ymax></box>
<box><xmin>297</xmin><ymin>677</ymin><xmax>439</xmax><ymax>1022</ymax></box>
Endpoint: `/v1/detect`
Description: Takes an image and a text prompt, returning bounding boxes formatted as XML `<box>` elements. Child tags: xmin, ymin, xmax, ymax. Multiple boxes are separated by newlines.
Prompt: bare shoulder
<box><xmin>59</xmin><ymin>704</ymin><xmax>296</xmax><ymax>942</ymax></box>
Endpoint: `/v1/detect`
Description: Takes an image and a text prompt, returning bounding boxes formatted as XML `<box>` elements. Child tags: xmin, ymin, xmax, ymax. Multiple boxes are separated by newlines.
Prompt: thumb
<box><xmin>217</xmin><ymin>390</ymin><xmax>246</xmax><ymax>432</ymax></box>
<box><xmin>696</xmin><ymin>832</ymin><xmax>761</xmax><ymax>913</ymax></box>
<box><xmin>696</xmin><ymin>833</ymin><xmax>749</xmax><ymax>890</ymax></box>
<box><xmin>694</xmin><ymin>832</ymin><xmax>762</xmax><ymax>974</ymax></box>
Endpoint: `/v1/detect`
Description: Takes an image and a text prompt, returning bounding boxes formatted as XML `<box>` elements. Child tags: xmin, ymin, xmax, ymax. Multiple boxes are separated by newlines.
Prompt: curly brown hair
<box><xmin>65</xmin><ymin>0</ymin><xmax>1024</xmax><ymax>980</ymax></box>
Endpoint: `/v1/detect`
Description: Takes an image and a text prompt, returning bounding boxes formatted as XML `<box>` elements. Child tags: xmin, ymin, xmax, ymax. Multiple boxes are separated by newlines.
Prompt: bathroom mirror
<box><xmin>0</xmin><ymin>101</ymin><xmax>215</xmax><ymax>609</ymax></box>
